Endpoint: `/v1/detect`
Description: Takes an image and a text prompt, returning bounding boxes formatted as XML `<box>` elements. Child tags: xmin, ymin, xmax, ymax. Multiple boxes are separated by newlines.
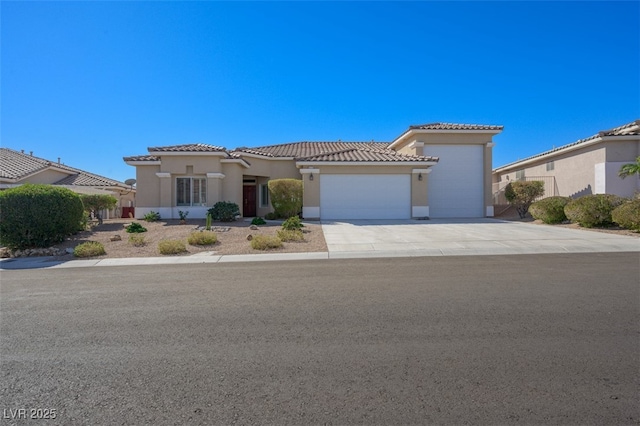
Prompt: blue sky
<box><xmin>2</xmin><ymin>1</ymin><xmax>639</xmax><ymax>183</ymax></box>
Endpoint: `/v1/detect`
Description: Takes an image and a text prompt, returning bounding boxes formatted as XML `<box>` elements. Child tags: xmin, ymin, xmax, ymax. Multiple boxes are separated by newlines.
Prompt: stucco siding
<box><xmin>135</xmin><ymin>165</ymin><xmax>161</xmax><ymax>207</ymax></box>
<box><xmin>16</xmin><ymin>169</ymin><xmax>70</xmax><ymax>185</ymax></box>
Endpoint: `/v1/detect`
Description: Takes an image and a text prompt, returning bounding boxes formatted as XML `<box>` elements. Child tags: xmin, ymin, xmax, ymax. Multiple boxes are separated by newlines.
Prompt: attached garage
<box><xmin>320</xmin><ymin>174</ymin><xmax>411</xmax><ymax>220</ymax></box>
<box><xmin>425</xmin><ymin>145</ymin><xmax>484</xmax><ymax>218</ymax></box>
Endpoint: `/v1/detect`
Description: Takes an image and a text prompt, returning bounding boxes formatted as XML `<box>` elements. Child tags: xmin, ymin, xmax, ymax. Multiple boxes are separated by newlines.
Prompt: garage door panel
<box><xmin>320</xmin><ymin>175</ymin><xmax>410</xmax><ymax>220</ymax></box>
<box><xmin>426</xmin><ymin>145</ymin><xmax>484</xmax><ymax>218</ymax></box>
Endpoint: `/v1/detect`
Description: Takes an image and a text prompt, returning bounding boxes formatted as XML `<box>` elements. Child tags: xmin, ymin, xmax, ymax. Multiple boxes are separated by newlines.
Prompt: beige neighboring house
<box><xmin>0</xmin><ymin>148</ymin><xmax>136</xmax><ymax>218</ymax></box>
<box><xmin>124</xmin><ymin>122</ymin><xmax>502</xmax><ymax>220</ymax></box>
<box><xmin>492</xmin><ymin>120</ymin><xmax>640</xmax><ymax>204</ymax></box>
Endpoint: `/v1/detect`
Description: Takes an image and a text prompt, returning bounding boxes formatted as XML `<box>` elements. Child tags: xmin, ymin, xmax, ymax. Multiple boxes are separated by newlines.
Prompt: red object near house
<box><xmin>122</xmin><ymin>207</ymin><xmax>135</xmax><ymax>218</ymax></box>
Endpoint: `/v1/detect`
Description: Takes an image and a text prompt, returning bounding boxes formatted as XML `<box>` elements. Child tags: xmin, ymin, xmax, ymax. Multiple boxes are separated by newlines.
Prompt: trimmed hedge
<box><xmin>268</xmin><ymin>179</ymin><xmax>303</xmax><ymax>218</ymax></box>
<box><xmin>564</xmin><ymin>194</ymin><xmax>627</xmax><ymax>228</ymax></box>
<box><xmin>0</xmin><ymin>184</ymin><xmax>85</xmax><ymax>249</ymax></box>
<box><xmin>208</xmin><ymin>201</ymin><xmax>240</xmax><ymax>222</ymax></box>
<box><xmin>611</xmin><ymin>199</ymin><xmax>640</xmax><ymax>231</ymax></box>
<box><xmin>529</xmin><ymin>196</ymin><xmax>571</xmax><ymax>224</ymax></box>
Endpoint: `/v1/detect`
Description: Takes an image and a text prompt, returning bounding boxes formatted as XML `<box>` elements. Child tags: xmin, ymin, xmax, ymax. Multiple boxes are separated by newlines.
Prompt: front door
<box><xmin>243</xmin><ymin>185</ymin><xmax>257</xmax><ymax>217</ymax></box>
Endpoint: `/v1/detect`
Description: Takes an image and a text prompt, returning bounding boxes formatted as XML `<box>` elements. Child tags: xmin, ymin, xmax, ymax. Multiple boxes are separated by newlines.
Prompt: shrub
<box><xmin>564</xmin><ymin>194</ymin><xmax>627</xmax><ymax>228</ymax></box>
<box><xmin>250</xmin><ymin>235</ymin><xmax>283</xmax><ymax>250</ymax></box>
<box><xmin>268</xmin><ymin>179</ymin><xmax>303</xmax><ymax>218</ymax></box>
<box><xmin>611</xmin><ymin>199</ymin><xmax>640</xmax><ymax>231</ymax></box>
<box><xmin>73</xmin><ymin>241</ymin><xmax>106</xmax><ymax>258</ymax></box>
<box><xmin>282</xmin><ymin>216</ymin><xmax>303</xmax><ymax>230</ymax></box>
<box><xmin>504</xmin><ymin>181</ymin><xmax>545</xmax><ymax>219</ymax></box>
<box><xmin>529</xmin><ymin>196</ymin><xmax>571</xmax><ymax>224</ymax></box>
<box><xmin>208</xmin><ymin>201</ymin><xmax>240</xmax><ymax>222</ymax></box>
<box><xmin>125</xmin><ymin>222</ymin><xmax>147</xmax><ymax>233</ymax></box>
<box><xmin>277</xmin><ymin>229</ymin><xmax>304</xmax><ymax>242</ymax></box>
<box><xmin>0</xmin><ymin>184</ymin><xmax>85</xmax><ymax>250</ymax></box>
<box><xmin>79</xmin><ymin>194</ymin><xmax>117</xmax><ymax>225</ymax></box>
<box><xmin>265</xmin><ymin>212</ymin><xmax>279</xmax><ymax>220</ymax></box>
<box><xmin>158</xmin><ymin>239</ymin><xmax>188</xmax><ymax>255</ymax></box>
<box><xmin>128</xmin><ymin>234</ymin><xmax>146</xmax><ymax>247</ymax></box>
<box><xmin>188</xmin><ymin>231</ymin><xmax>218</xmax><ymax>246</ymax></box>
<box><xmin>251</xmin><ymin>217</ymin><xmax>267</xmax><ymax>226</ymax></box>
<box><xmin>143</xmin><ymin>211</ymin><xmax>161</xmax><ymax>222</ymax></box>
<box><xmin>178</xmin><ymin>210</ymin><xmax>189</xmax><ymax>221</ymax></box>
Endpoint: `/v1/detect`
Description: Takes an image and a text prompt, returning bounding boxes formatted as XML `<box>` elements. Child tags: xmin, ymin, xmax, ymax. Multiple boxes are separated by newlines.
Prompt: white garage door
<box><xmin>426</xmin><ymin>145</ymin><xmax>484</xmax><ymax>218</ymax></box>
<box><xmin>320</xmin><ymin>174</ymin><xmax>411</xmax><ymax>220</ymax></box>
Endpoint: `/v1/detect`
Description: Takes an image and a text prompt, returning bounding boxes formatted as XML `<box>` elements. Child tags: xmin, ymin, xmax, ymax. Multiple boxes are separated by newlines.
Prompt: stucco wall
<box><xmin>16</xmin><ymin>169</ymin><xmax>70</xmax><ymax>185</ymax></box>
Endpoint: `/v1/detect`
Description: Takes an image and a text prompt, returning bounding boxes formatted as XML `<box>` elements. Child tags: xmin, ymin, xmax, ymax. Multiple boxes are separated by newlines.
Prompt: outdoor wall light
<box><xmin>309</xmin><ymin>173</ymin><xmax>314</xmax><ymax>181</ymax></box>
<box><xmin>418</xmin><ymin>173</ymin><xmax>423</xmax><ymax>181</ymax></box>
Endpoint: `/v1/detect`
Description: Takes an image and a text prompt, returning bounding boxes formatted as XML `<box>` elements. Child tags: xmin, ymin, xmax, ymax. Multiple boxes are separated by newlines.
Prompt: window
<box><xmin>260</xmin><ymin>184</ymin><xmax>270</xmax><ymax>207</ymax></box>
<box><xmin>177</xmin><ymin>177</ymin><xmax>206</xmax><ymax>206</ymax></box>
<box><xmin>546</xmin><ymin>161</ymin><xmax>555</xmax><ymax>171</ymax></box>
<box><xmin>515</xmin><ymin>169</ymin><xmax>525</xmax><ymax>180</ymax></box>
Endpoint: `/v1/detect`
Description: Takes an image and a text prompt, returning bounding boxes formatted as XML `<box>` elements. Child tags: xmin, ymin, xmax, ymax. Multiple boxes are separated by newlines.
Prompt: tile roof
<box><xmin>122</xmin><ymin>154</ymin><xmax>160</xmax><ymax>162</ymax></box>
<box><xmin>0</xmin><ymin>147</ymin><xmax>125</xmax><ymax>187</ymax></box>
<box><xmin>297</xmin><ymin>147</ymin><xmax>438</xmax><ymax>163</ymax></box>
<box><xmin>409</xmin><ymin>122</ymin><xmax>504</xmax><ymax>131</ymax></box>
<box><xmin>148</xmin><ymin>143</ymin><xmax>226</xmax><ymax>153</ymax></box>
<box><xmin>232</xmin><ymin>141</ymin><xmax>392</xmax><ymax>158</ymax></box>
<box><xmin>495</xmin><ymin>119</ymin><xmax>640</xmax><ymax>170</ymax></box>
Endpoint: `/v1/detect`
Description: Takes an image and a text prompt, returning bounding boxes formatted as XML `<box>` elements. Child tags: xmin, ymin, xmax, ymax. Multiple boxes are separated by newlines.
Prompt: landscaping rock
<box><xmin>250</xmin><ymin>225</ymin><xmax>258</xmax><ymax>230</ymax></box>
<box><xmin>0</xmin><ymin>247</ymin><xmax>10</xmax><ymax>258</ymax></box>
<box><xmin>110</xmin><ymin>235</ymin><xmax>122</xmax><ymax>241</ymax></box>
<box><xmin>246</xmin><ymin>234</ymin><xmax>253</xmax><ymax>241</ymax></box>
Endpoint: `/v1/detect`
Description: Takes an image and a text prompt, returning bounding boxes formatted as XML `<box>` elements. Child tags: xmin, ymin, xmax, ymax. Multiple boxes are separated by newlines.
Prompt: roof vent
<box><xmin>30</xmin><ymin>151</ymin><xmax>33</xmax><ymax>156</ymax></box>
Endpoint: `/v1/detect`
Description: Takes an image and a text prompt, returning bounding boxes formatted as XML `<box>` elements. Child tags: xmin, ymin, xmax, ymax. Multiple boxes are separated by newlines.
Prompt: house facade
<box><xmin>492</xmin><ymin>120</ymin><xmax>640</xmax><ymax>202</ymax></box>
<box><xmin>124</xmin><ymin>122</ymin><xmax>503</xmax><ymax>220</ymax></box>
<box><xmin>0</xmin><ymin>148</ymin><xmax>136</xmax><ymax>218</ymax></box>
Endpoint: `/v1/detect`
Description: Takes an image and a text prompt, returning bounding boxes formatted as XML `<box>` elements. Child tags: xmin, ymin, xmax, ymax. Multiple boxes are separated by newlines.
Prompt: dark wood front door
<box><xmin>243</xmin><ymin>185</ymin><xmax>257</xmax><ymax>217</ymax></box>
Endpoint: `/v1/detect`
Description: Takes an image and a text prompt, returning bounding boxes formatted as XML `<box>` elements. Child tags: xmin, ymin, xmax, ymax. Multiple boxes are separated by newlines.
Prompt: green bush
<box><xmin>125</xmin><ymin>222</ymin><xmax>147</xmax><ymax>233</ymax></box>
<box><xmin>611</xmin><ymin>199</ymin><xmax>640</xmax><ymax>231</ymax></box>
<box><xmin>73</xmin><ymin>241</ymin><xmax>106</xmax><ymax>258</ymax></box>
<box><xmin>178</xmin><ymin>210</ymin><xmax>189</xmax><ymax>221</ymax></box>
<box><xmin>208</xmin><ymin>201</ymin><xmax>240</xmax><ymax>222</ymax></box>
<box><xmin>504</xmin><ymin>181</ymin><xmax>545</xmax><ymax>219</ymax></box>
<box><xmin>250</xmin><ymin>235</ymin><xmax>283</xmax><ymax>250</ymax></box>
<box><xmin>251</xmin><ymin>217</ymin><xmax>267</xmax><ymax>226</ymax></box>
<box><xmin>158</xmin><ymin>239</ymin><xmax>188</xmax><ymax>255</ymax></box>
<box><xmin>277</xmin><ymin>229</ymin><xmax>304</xmax><ymax>242</ymax></box>
<box><xmin>268</xmin><ymin>179</ymin><xmax>303</xmax><ymax>218</ymax></box>
<box><xmin>529</xmin><ymin>196</ymin><xmax>571</xmax><ymax>224</ymax></box>
<box><xmin>564</xmin><ymin>194</ymin><xmax>627</xmax><ymax>228</ymax></box>
<box><xmin>0</xmin><ymin>184</ymin><xmax>85</xmax><ymax>249</ymax></box>
<box><xmin>128</xmin><ymin>234</ymin><xmax>146</xmax><ymax>247</ymax></box>
<box><xmin>79</xmin><ymin>194</ymin><xmax>117</xmax><ymax>225</ymax></box>
<box><xmin>282</xmin><ymin>216</ymin><xmax>303</xmax><ymax>230</ymax></box>
<box><xmin>143</xmin><ymin>211</ymin><xmax>161</xmax><ymax>222</ymax></box>
<box><xmin>265</xmin><ymin>212</ymin><xmax>279</xmax><ymax>220</ymax></box>
<box><xmin>188</xmin><ymin>231</ymin><xmax>218</xmax><ymax>246</ymax></box>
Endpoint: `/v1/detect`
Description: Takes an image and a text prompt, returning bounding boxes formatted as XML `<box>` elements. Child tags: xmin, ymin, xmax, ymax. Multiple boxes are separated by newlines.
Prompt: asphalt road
<box><xmin>1</xmin><ymin>253</ymin><xmax>638</xmax><ymax>425</ymax></box>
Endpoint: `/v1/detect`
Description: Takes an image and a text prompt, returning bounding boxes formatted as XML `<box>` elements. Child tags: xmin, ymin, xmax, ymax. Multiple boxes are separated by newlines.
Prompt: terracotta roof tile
<box><xmin>297</xmin><ymin>148</ymin><xmax>438</xmax><ymax>163</ymax></box>
<box><xmin>409</xmin><ymin>122</ymin><xmax>504</xmax><ymax>131</ymax></box>
<box><xmin>123</xmin><ymin>155</ymin><xmax>160</xmax><ymax>162</ymax></box>
<box><xmin>232</xmin><ymin>141</ymin><xmax>391</xmax><ymax>158</ymax></box>
<box><xmin>148</xmin><ymin>143</ymin><xmax>226</xmax><ymax>153</ymax></box>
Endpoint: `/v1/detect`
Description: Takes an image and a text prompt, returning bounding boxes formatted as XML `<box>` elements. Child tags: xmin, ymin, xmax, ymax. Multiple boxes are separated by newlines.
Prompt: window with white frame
<box><xmin>260</xmin><ymin>184</ymin><xmax>270</xmax><ymax>207</ymax></box>
<box><xmin>177</xmin><ymin>177</ymin><xmax>206</xmax><ymax>206</ymax></box>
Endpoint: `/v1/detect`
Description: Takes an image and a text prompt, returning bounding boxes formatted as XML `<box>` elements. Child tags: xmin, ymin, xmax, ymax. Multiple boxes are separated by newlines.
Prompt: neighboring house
<box><xmin>124</xmin><ymin>122</ymin><xmax>502</xmax><ymax>220</ymax></box>
<box><xmin>492</xmin><ymin>120</ymin><xmax>640</xmax><ymax>203</ymax></box>
<box><xmin>0</xmin><ymin>148</ymin><xmax>136</xmax><ymax>218</ymax></box>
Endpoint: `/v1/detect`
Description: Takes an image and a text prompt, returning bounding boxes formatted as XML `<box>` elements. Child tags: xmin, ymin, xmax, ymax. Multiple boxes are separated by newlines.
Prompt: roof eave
<box><xmin>296</xmin><ymin>160</ymin><xmax>439</xmax><ymax>167</ymax></box>
<box><xmin>388</xmin><ymin>128</ymin><xmax>502</xmax><ymax>150</ymax></box>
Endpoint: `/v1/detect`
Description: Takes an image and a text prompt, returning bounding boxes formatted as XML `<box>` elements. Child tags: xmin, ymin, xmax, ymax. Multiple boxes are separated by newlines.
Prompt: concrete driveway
<box><xmin>321</xmin><ymin>218</ymin><xmax>640</xmax><ymax>258</ymax></box>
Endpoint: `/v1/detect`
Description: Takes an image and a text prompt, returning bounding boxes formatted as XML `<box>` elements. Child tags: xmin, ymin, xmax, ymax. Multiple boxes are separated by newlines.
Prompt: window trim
<box><xmin>546</xmin><ymin>161</ymin><xmax>555</xmax><ymax>171</ymax></box>
<box><xmin>259</xmin><ymin>183</ymin><xmax>270</xmax><ymax>207</ymax></box>
<box><xmin>176</xmin><ymin>177</ymin><xmax>207</xmax><ymax>207</ymax></box>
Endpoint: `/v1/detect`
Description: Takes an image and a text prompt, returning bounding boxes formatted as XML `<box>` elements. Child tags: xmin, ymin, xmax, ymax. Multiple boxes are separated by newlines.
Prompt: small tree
<box><xmin>504</xmin><ymin>180</ymin><xmax>545</xmax><ymax>219</ymax></box>
<box><xmin>79</xmin><ymin>194</ymin><xmax>117</xmax><ymax>224</ymax></box>
<box><xmin>268</xmin><ymin>179</ymin><xmax>303</xmax><ymax>218</ymax></box>
<box><xmin>618</xmin><ymin>156</ymin><xmax>640</xmax><ymax>179</ymax></box>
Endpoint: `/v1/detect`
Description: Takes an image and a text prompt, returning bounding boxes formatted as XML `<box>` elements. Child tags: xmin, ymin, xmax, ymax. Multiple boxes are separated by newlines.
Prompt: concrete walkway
<box><xmin>1</xmin><ymin>219</ymin><xmax>637</xmax><ymax>270</ymax></box>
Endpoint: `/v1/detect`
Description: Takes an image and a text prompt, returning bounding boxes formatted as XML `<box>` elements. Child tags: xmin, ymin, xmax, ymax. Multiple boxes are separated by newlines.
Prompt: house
<box><xmin>0</xmin><ymin>148</ymin><xmax>136</xmax><ymax>218</ymax></box>
<box><xmin>123</xmin><ymin>122</ymin><xmax>503</xmax><ymax>220</ymax></box>
<box><xmin>492</xmin><ymin>120</ymin><xmax>640</xmax><ymax>204</ymax></box>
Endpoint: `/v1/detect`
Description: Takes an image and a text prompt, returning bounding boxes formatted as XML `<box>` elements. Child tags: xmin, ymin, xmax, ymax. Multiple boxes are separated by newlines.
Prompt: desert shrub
<box><xmin>143</xmin><ymin>211</ymin><xmax>161</xmax><ymax>222</ymax></box>
<box><xmin>79</xmin><ymin>194</ymin><xmax>117</xmax><ymax>225</ymax></box>
<box><xmin>268</xmin><ymin>179</ymin><xmax>303</xmax><ymax>218</ymax></box>
<box><xmin>205</xmin><ymin>213</ymin><xmax>212</xmax><ymax>230</ymax></box>
<box><xmin>188</xmin><ymin>231</ymin><xmax>218</xmax><ymax>246</ymax></box>
<box><xmin>125</xmin><ymin>222</ymin><xmax>147</xmax><ymax>233</ymax></box>
<box><xmin>282</xmin><ymin>216</ymin><xmax>303</xmax><ymax>230</ymax></box>
<box><xmin>178</xmin><ymin>210</ymin><xmax>189</xmax><ymax>221</ymax></box>
<box><xmin>0</xmin><ymin>184</ymin><xmax>85</xmax><ymax>250</ymax></box>
<box><xmin>208</xmin><ymin>201</ymin><xmax>240</xmax><ymax>222</ymax></box>
<box><xmin>611</xmin><ymin>199</ymin><xmax>640</xmax><ymax>231</ymax></box>
<box><xmin>73</xmin><ymin>241</ymin><xmax>106</xmax><ymax>258</ymax></box>
<box><xmin>504</xmin><ymin>181</ymin><xmax>545</xmax><ymax>219</ymax></box>
<box><xmin>277</xmin><ymin>229</ymin><xmax>304</xmax><ymax>242</ymax></box>
<box><xmin>128</xmin><ymin>234</ymin><xmax>146</xmax><ymax>247</ymax></box>
<box><xmin>158</xmin><ymin>239</ymin><xmax>188</xmax><ymax>255</ymax></box>
<box><xmin>529</xmin><ymin>196</ymin><xmax>571</xmax><ymax>224</ymax></box>
<box><xmin>250</xmin><ymin>235</ymin><xmax>283</xmax><ymax>250</ymax></box>
<box><xmin>564</xmin><ymin>194</ymin><xmax>627</xmax><ymax>228</ymax></box>
<box><xmin>265</xmin><ymin>212</ymin><xmax>279</xmax><ymax>220</ymax></box>
<box><xmin>251</xmin><ymin>217</ymin><xmax>267</xmax><ymax>226</ymax></box>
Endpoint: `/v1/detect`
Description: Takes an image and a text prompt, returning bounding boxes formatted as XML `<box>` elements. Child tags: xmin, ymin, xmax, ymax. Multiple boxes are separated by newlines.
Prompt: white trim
<box><xmin>299</xmin><ymin>168</ymin><xmax>320</xmax><ymax>175</ymax></box>
<box><xmin>486</xmin><ymin>142</ymin><xmax>495</xmax><ymax>148</ymax></box>
<box><xmin>389</xmin><ymin>128</ymin><xmax>502</xmax><ymax>150</ymax></box>
<box><xmin>206</xmin><ymin>173</ymin><xmax>225</xmax><ymax>179</ymax></box>
<box><xmin>156</xmin><ymin>172</ymin><xmax>171</xmax><ymax>178</ymax></box>
<box><xmin>135</xmin><ymin>207</ymin><xmax>172</xmax><ymax>220</ymax></box>
<box><xmin>148</xmin><ymin>151</ymin><xmax>228</xmax><ymax>157</ymax></box>
<box><xmin>486</xmin><ymin>206</ymin><xmax>494</xmax><ymax>217</ymax></box>
<box><xmin>296</xmin><ymin>161</ymin><xmax>438</xmax><ymax>167</ymax></box>
<box><xmin>302</xmin><ymin>206</ymin><xmax>320</xmax><ymax>218</ymax></box>
<box><xmin>220</xmin><ymin>158</ymin><xmax>250</xmax><ymax>168</ymax></box>
<box><xmin>412</xmin><ymin>206</ymin><xmax>429</xmax><ymax>217</ymax></box>
<box><xmin>233</xmin><ymin>152</ymin><xmax>295</xmax><ymax>161</ymax></box>
<box><xmin>125</xmin><ymin>160</ymin><xmax>161</xmax><ymax>166</ymax></box>
<box><xmin>412</xmin><ymin>169</ymin><xmax>432</xmax><ymax>174</ymax></box>
<box><xmin>408</xmin><ymin>141</ymin><xmax>424</xmax><ymax>149</ymax></box>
